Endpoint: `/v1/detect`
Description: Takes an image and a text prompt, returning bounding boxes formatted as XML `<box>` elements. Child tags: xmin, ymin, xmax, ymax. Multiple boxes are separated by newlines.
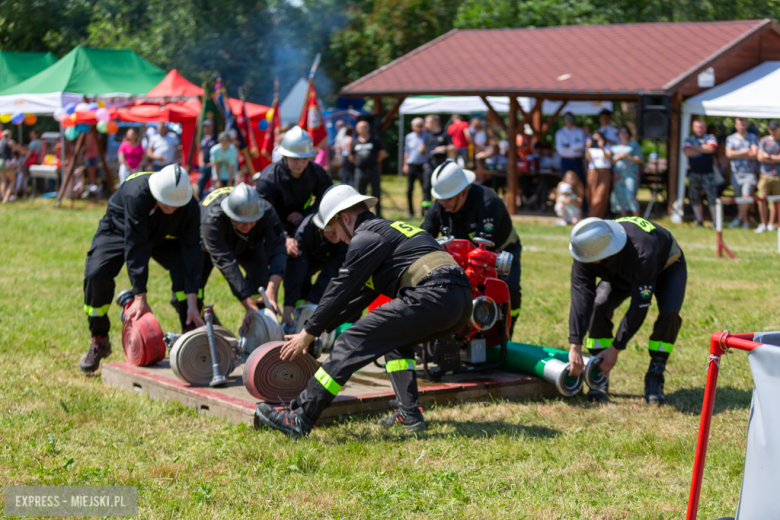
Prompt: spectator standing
<box><xmin>18</xmin><ymin>129</ymin><xmax>42</xmax><ymax>197</ymax></box>
<box><xmin>403</xmin><ymin>117</ymin><xmax>429</xmax><ymax>218</ymax></box>
<box><xmin>725</xmin><ymin>117</ymin><xmax>759</xmax><ymax>229</ymax></box>
<box><xmin>423</xmin><ymin>115</ymin><xmax>452</xmax><ymax>172</ymax></box>
<box><xmin>209</xmin><ymin>132</ymin><xmax>238</xmax><ymax>188</ymax></box>
<box><xmin>597</xmin><ymin>109</ymin><xmax>620</xmax><ymax>145</ymax></box>
<box><xmin>554</xmin><ymin>170</ymin><xmax>583</xmax><ymax>226</ymax></box>
<box><xmin>196</xmin><ymin>119</ymin><xmax>217</xmax><ymax>197</ymax></box>
<box><xmin>610</xmin><ymin>126</ymin><xmax>643</xmax><ymax>217</ymax></box>
<box><xmin>555</xmin><ymin>112</ymin><xmax>586</xmax><ymax>187</ymax></box>
<box><xmin>447</xmin><ymin>114</ymin><xmax>471</xmax><ymax>163</ymax></box>
<box><xmin>683</xmin><ymin>120</ymin><xmax>718</xmax><ymax>227</ymax></box>
<box><xmin>584</xmin><ymin>131</ymin><xmax>612</xmax><ymax>218</ymax></box>
<box><xmin>756</xmin><ymin>120</ymin><xmax>780</xmax><ymax>233</ymax></box>
<box><xmin>0</xmin><ymin>128</ymin><xmax>21</xmax><ymax>202</ymax></box>
<box><xmin>339</xmin><ymin>126</ymin><xmax>354</xmax><ymax>187</ymax></box>
<box><xmin>470</xmin><ymin>117</ymin><xmax>487</xmax><ymax>169</ymax></box>
<box><xmin>350</xmin><ymin>120</ymin><xmax>385</xmax><ymax>218</ymax></box>
<box><xmin>83</xmin><ymin>130</ymin><xmax>101</xmax><ymax>196</ymax></box>
<box><xmin>118</xmin><ymin>128</ymin><xmax>144</xmax><ymax>184</ymax></box>
<box><xmin>147</xmin><ymin>122</ymin><xmax>180</xmax><ymax>171</ymax></box>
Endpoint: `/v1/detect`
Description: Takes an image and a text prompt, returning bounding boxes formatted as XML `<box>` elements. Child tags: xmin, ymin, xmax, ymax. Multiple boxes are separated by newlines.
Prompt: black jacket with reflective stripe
<box><xmin>102</xmin><ymin>171</ymin><xmax>202</xmax><ymax>296</ymax></box>
<box><xmin>283</xmin><ymin>214</ymin><xmax>348</xmax><ymax>307</ymax></box>
<box><xmin>422</xmin><ymin>184</ymin><xmax>518</xmax><ymax>252</ymax></box>
<box><xmin>255</xmin><ymin>160</ymin><xmax>332</xmax><ymax>235</ymax></box>
<box><xmin>200</xmin><ymin>187</ymin><xmax>287</xmax><ymax>301</ymax></box>
<box><xmin>305</xmin><ymin>212</ymin><xmax>468</xmax><ymax>337</ymax></box>
<box><xmin>569</xmin><ymin>218</ymin><xmax>678</xmax><ymax>348</ymax></box>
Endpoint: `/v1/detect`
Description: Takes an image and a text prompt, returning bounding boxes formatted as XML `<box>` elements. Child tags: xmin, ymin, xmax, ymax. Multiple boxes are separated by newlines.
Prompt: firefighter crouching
<box><xmin>199</xmin><ymin>184</ymin><xmax>286</xmax><ymax>325</ymax></box>
<box><xmin>80</xmin><ymin>165</ymin><xmax>203</xmax><ymax>372</ymax></box>
<box><xmin>253</xmin><ymin>184</ymin><xmax>473</xmax><ymax>438</ymax></box>
<box><xmin>566</xmin><ymin>217</ymin><xmax>687</xmax><ymax>404</ymax></box>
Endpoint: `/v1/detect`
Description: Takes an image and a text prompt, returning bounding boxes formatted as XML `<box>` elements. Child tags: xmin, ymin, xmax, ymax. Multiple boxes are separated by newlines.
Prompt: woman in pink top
<box><xmin>118</xmin><ymin>128</ymin><xmax>144</xmax><ymax>183</ymax></box>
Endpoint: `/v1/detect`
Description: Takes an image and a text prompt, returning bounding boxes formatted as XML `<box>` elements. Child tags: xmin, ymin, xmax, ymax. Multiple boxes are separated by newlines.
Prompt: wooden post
<box><xmin>380</xmin><ymin>96</ymin><xmax>406</xmax><ymax>133</ymax></box>
<box><xmin>55</xmin><ymin>132</ymin><xmax>86</xmax><ymax>206</ymax></box>
<box><xmin>507</xmin><ymin>97</ymin><xmax>518</xmax><ymax>214</ymax></box>
<box><xmin>667</xmin><ymin>91</ymin><xmax>683</xmax><ymax>214</ymax></box>
<box><xmin>542</xmin><ymin>101</ymin><xmax>565</xmax><ymax>135</ymax></box>
<box><xmin>373</xmin><ymin>96</ymin><xmax>383</xmax><ymax>176</ymax></box>
<box><xmin>94</xmin><ymin>127</ymin><xmax>114</xmax><ymax>195</ymax></box>
<box><xmin>531</xmin><ymin>97</ymin><xmax>543</xmax><ymax>140</ymax></box>
<box><xmin>480</xmin><ymin>96</ymin><xmax>508</xmax><ymax>134</ymax></box>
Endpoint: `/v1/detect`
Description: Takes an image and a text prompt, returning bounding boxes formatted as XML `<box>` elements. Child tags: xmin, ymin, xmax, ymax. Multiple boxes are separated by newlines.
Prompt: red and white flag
<box><xmin>298</xmin><ymin>82</ymin><xmax>327</xmax><ymax>148</ymax></box>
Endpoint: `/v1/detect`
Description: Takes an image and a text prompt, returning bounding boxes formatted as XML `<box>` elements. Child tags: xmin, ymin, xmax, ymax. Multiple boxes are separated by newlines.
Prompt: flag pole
<box><xmin>237</xmin><ymin>86</ymin><xmax>257</xmax><ymax>178</ymax></box>
<box><xmin>298</xmin><ymin>53</ymin><xmax>321</xmax><ymax>125</ymax></box>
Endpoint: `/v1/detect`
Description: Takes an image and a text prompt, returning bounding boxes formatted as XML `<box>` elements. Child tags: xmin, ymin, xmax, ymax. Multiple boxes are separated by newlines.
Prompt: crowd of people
<box><xmin>0</xmin><ymin>125</ymin><xmax>43</xmax><ymax>202</ymax></box>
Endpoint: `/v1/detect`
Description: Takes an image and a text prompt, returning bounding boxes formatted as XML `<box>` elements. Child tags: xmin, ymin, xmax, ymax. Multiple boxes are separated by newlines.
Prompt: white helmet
<box><xmin>221</xmin><ymin>183</ymin><xmax>265</xmax><ymax>222</ymax></box>
<box><xmin>431</xmin><ymin>160</ymin><xmax>475</xmax><ymax>199</ymax></box>
<box><xmin>149</xmin><ymin>164</ymin><xmax>192</xmax><ymax>207</ymax></box>
<box><xmin>569</xmin><ymin>217</ymin><xmax>627</xmax><ymax>263</ymax></box>
<box><xmin>313</xmin><ymin>184</ymin><xmax>377</xmax><ymax>229</ymax></box>
<box><xmin>278</xmin><ymin>126</ymin><xmax>317</xmax><ymax>158</ymax></box>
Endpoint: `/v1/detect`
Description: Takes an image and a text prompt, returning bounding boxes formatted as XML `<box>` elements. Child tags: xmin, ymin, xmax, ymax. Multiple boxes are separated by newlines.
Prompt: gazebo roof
<box><xmin>341</xmin><ymin>19</ymin><xmax>780</xmax><ymax>99</ymax></box>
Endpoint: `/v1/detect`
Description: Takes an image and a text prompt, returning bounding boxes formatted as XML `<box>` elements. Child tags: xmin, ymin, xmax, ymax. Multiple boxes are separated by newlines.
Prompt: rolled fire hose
<box><xmin>117</xmin><ymin>290</ymin><xmax>166</xmax><ymax>367</ymax></box>
<box><xmin>237</xmin><ymin>308</ymin><xmax>283</xmax><ymax>360</ymax></box>
<box><xmin>170</xmin><ymin>325</ymin><xmax>238</xmax><ymax>386</ymax></box>
<box><xmin>486</xmin><ymin>342</ymin><xmax>586</xmax><ymax>397</ymax></box>
<box><xmin>242</xmin><ymin>340</ymin><xmax>319</xmax><ymax>403</ymax></box>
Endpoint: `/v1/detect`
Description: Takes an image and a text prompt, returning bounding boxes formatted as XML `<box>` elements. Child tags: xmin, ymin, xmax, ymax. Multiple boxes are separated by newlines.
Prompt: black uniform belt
<box><xmin>665</xmin><ymin>236</ymin><xmax>682</xmax><ymax>269</ymax></box>
<box><xmin>400</xmin><ymin>251</ymin><xmax>459</xmax><ymax>288</ymax></box>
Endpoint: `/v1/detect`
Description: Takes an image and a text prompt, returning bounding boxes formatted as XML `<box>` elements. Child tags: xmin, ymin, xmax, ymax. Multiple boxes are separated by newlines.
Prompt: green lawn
<box><xmin>1</xmin><ymin>178</ymin><xmax>776</xmax><ymax>519</ymax></box>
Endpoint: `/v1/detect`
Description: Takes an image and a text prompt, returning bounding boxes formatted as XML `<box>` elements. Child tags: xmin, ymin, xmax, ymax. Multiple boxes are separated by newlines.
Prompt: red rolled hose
<box><xmin>121</xmin><ymin>311</ymin><xmax>166</xmax><ymax>366</ymax></box>
<box><xmin>242</xmin><ymin>341</ymin><xmax>319</xmax><ymax>403</ymax></box>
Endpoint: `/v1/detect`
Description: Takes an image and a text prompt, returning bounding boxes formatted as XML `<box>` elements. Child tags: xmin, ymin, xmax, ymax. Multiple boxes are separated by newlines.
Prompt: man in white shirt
<box><xmin>403</xmin><ymin>117</ymin><xmax>429</xmax><ymax>218</ymax></box>
<box><xmin>598</xmin><ymin>109</ymin><xmax>620</xmax><ymax>146</ymax></box>
<box><xmin>555</xmin><ymin>112</ymin><xmax>585</xmax><ymax>185</ymax></box>
<box><xmin>147</xmin><ymin>122</ymin><xmax>181</xmax><ymax>171</ymax></box>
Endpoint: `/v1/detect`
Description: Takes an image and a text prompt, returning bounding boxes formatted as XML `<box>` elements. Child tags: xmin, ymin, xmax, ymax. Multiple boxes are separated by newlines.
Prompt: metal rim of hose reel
<box><xmin>584</xmin><ymin>355</ymin><xmax>609</xmax><ymax>391</ymax></box>
<box><xmin>242</xmin><ymin>341</ymin><xmax>319</xmax><ymax>403</ymax></box>
<box><xmin>237</xmin><ymin>308</ymin><xmax>284</xmax><ymax>359</ymax></box>
<box><xmin>170</xmin><ymin>325</ymin><xmax>239</xmax><ymax>386</ymax></box>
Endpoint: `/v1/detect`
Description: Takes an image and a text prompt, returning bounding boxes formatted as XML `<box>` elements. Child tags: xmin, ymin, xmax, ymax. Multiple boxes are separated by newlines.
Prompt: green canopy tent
<box><xmin>0</xmin><ymin>51</ymin><xmax>57</xmax><ymax>92</ymax></box>
<box><xmin>0</xmin><ymin>45</ymin><xmax>166</xmax><ymax>115</ymax></box>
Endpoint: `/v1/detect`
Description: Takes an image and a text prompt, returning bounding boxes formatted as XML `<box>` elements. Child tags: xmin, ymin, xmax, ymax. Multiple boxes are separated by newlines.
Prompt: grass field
<box><xmin>1</xmin><ymin>177</ymin><xmax>776</xmax><ymax>519</ymax></box>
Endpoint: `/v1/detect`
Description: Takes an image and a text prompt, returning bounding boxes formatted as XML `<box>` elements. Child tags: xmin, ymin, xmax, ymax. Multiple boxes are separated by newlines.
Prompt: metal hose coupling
<box><xmin>204</xmin><ymin>305</ymin><xmax>227</xmax><ymax>387</ymax></box>
<box><xmin>495</xmin><ymin>251</ymin><xmax>513</xmax><ymax>278</ymax></box>
<box><xmin>584</xmin><ymin>356</ymin><xmax>609</xmax><ymax>392</ymax></box>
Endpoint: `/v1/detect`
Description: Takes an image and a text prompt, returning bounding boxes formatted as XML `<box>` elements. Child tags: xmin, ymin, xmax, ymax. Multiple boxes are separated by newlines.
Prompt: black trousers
<box><xmin>295</xmin><ymin>282</ymin><xmax>473</xmax><ymax>421</ymax></box>
<box><xmin>83</xmin><ymin>222</ymin><xmax>190</xmax><ymax>337</ymax></box>
<box><xmin>503</xmin><ymin>241</ymin><xmax>523</xmax><ymax>335</ymax></box>
<box><xmin>355</xmin><ymin>166</ymin><xmax>381</xmax><ymax>218</ymax></box>
<box><xmin>587</xmin><ymin>256</ymin><xmax>687</xmax><ymax>360</ymax></box>
<box><xmin>297</xmin><ymin>261</ymin><xmax>339</xmax><ymax>305</ymax></box>
<box><xmin>199</xmin><ymin>246</ymin><xmax>269</xmax><ymax>303</ymax></box>
<box><xmin>340</xmin><ymin>161</ymin><xmax>355</xmax><ymax>188</ymax></box>
<box><xmin>406</xmin><ymin>163</ymin><xmax>431</xmax><ymax>216</ymax></box>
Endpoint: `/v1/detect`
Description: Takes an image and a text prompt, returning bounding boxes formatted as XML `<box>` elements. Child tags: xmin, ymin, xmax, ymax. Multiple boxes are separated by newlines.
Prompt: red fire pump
<box><xmin>417</xmin><ymin>229</ymin><xmax>512</xmax><ymax>378</ymax></box>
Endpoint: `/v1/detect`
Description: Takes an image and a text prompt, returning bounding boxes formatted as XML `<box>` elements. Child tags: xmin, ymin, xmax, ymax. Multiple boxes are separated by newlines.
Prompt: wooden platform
<box><xmin>102</xmin><ymin>358</ymin><xmax>555</xmax><ymax>425</ymax></box>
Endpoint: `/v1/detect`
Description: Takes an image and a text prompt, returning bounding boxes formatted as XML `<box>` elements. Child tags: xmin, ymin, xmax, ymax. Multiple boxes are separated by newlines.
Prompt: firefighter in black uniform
<box><xmin>566</xmin><ymin>216</ymin><xmax>687</xmax><ymax>404</ymax></box>
<box><xmin>254</xmin><ymin>185</ymin><xmax>473</xmax><ymax>438</ymax></box>
<box><xmin>422</xmin><ymin>160</ymin><xmax>522</xmax><ymax>333</ymax></box>
<box><xmin>80</xmin><ymin>165</ymin><xmax>203</xmax><ymax>372</ymax></box>
<box><xmin>255</xmin><ymin>126</ymin><xmax>332</xmax><ymax>259</ymax></box>
<box><xmin>199</xmin><ymin>184</ymin><xmax>286</xmax><ymax>324</ymax></box>
<box><xmin>281</xmin><ymin>213</ymin><xmax>348</xmax><ymax>327</ymax></box>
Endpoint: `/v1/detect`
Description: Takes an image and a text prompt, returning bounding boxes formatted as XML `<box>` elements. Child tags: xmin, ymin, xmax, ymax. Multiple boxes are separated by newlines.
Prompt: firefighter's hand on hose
<box><xmin>186</xmin><ymin>294</ymin><xmax>204</xmax><ymax>327</ymax></box>
<box><xmin>568</xmin><ymin>344</ymin><xmax>584</xmax><ymax>376</ymax></box>
<box><xmin>285</xmin><ymin>237</ymin><xmax>299</xmax><ymax>257</ymax></box>
<box><xmin>280</xmin><ymin>329</ymin><xmax>314</xmax><ymax>361</ymax></box>
<box><xmin>282</xmin><ymin>306</ymin><xmax>294</xmax><ymax>326</ymax></box>
<box><xmin>127</xmin><ymin>293</ymin><xmax>152</xmax><ymax>321</ymax></box>
<box><xmin>597</xmin><ymin>346</ymin><xmax>620</xmax><ymax>376</ymax></box>
<box><xmin>265</xmin><ymin>276</ymin><xmax>282</xmax><ymax>316</ymax></box>
<box><xmin>240</xmin><ymin>297</ymin><xmax>260</xmax><ymax>334</ymax></box>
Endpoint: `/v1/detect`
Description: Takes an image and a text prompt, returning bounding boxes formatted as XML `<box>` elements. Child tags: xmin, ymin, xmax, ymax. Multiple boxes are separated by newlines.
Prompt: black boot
<box><xmin>79</xmin><ymin>336</ymin><xmax>111</xmax><ymax>372</ymax></box>
<box><xmin>254</xmin><ymin>402</ymin><xmax>315</xmax><ymax>439</ymax></box>
<box><xmin>377</xmin><ymin>400</ymin><xmax>426</xmax><ymax>432</ymax></box>
<box><xmin>645</xmin><ymin>357</ymin><xmax>667</xmax><ymax>405</ymax></box>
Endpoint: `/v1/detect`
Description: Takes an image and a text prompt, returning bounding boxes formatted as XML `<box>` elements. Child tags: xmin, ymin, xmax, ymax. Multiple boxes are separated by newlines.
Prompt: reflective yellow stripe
<box><xmin>303</xmin><ymin>194</ymin><xmax>316</xmax><ymax>210</ymax></box>
<box><xmin>175</xmin><ymin>291</ymin><xmax>187</xmax><ymax>302</ymax></box>
<box><xmin>314</xmin><ymin>367</ymin><xmax>342</xmax><ymax>395</ymax></box>
<box><xmin>510</xmin><ymin>308</ymin><xmax>521</xmax><ymax>317</ymax></box>
<box><xmin>386</xmin><ymin>359</ymin><xmax>415</xmax><ymax>373</ymax></box>
<box><xmin>585</xmin><ymin>337</ymin><xmax>613</xmax><ymax>350</ymax></box>
<box><xmin>124</xmin><ymin>171</ymin><xmax>154</xmax><ymax>182</ymax></box>
<box><xmin>84</xmin><ymin>303</ymin><xmax>110</xmax><ymax>317</ymax></box>
<box><xmin>390</xmin><ymin>221</ymin><xmax>424</xmax><ymax>238</ymax></box>
<box><xmin>421</xmin><ymin>200</ymin><xmax>432</xmax><ymax>208</ymax></box>
<box><xmin>649</xmin><ymin>340</ymin><xmax>674</xmax><ymax>354</ymax></box>
<box><xmin>614</xmin><ymin>216</ymin><xmax>656</xmax><ymax>233</ymax></box>
<box><xmin>198</xmin><ymin>288</ymin><xmax>203</xmax><ymax>299</ymax></box>
<box><xmin>202</xmin><ymin>186</ymin><xmax>233</xmax><ymax>206</ymax></box>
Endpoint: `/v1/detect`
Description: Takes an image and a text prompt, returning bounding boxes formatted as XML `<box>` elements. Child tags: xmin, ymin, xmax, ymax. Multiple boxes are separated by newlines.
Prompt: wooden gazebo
<box><xmin>340</xmin><ymin>19</ymin><xmax>780</xmax><ymax>213</ymax></box>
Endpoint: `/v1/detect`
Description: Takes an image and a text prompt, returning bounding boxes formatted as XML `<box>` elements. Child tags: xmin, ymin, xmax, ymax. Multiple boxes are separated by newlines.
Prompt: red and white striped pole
<box><xmin>715</xmin><ymin>198</ymin><xmax>736</xmax><ymax>259</ymax></box>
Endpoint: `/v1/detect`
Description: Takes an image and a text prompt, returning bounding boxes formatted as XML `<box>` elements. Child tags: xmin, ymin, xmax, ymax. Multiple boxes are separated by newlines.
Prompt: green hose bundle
<box><xmin>487</xmin><ymin>342</ymin><xmax>583</xmax><ymax>396</ymax></box>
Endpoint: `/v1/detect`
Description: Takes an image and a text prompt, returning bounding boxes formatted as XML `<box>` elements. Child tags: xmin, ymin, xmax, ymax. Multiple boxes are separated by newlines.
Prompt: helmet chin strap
<box><xmin>336</xmin><ymin>214</ymin><xmax>353</xmax><ymax>240</ymax></box>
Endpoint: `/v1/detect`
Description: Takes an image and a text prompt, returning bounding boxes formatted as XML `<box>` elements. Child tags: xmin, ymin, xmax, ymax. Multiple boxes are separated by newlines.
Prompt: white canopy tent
<box><xmin>399</xmin><ymin>96</ymin><xmax>613</xmax><ymax>116</ymax></box>
<box><xmin>673</xmin><ymin>61</ymin><xmax>780</xmax><ymax>222</ymax></box>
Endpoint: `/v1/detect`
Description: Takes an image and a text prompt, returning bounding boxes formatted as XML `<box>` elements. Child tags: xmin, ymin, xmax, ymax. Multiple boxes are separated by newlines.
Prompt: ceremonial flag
<box><xmin>298</xmin><ymin>54</ymin><xmax>327</xmax><ymax>147</ymax></box>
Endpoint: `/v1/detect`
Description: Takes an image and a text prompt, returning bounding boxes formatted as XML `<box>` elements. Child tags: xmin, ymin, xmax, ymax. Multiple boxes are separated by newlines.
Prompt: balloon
<box><xmin>65</xmin><ymin>102</ymin><xmax>77</xmax><ymax>114</ymax></box>
<box><xmin>76</xmin><ymin>123</ymin><xmax>90</xmax><ymax>133</ymax></box>
<box><xmin>258</xmin><ymin>119</ymin><xmax>269</xmax><ymax>131</ymax></box>
<box><xmin>96</xmin><ymin>121</ymin><xmax>108</xmax><ymax>133</ymax></box>
<box><xmin>60</xmin><ymin>116</ymin><xmax>75</xmax><ymax>128</ymax></box>
<box><xmin>96</xmin><ymin>101</ymin><xmax>105</xmax><ymax>108</ymax></box>
<box><xmin>24</xmin><ymin>114</ymin><xmax>37</xmax><ymax>125</ymax></box>
<box><xmin>265</xmin><ymin>108</ymin><xmax>274</xmax><ymax>121</ymax></box>
<box><xmin>0</xmin><ymin>114</ymin><xmax>10</xmax><ymax>124</ymax></box>
<box><xmin>106</xmin><ymin>120</ymin><xmax>118</xmax><ymax>134</ymax></box>
<box><xmin>87</xmin><ymin>102</ymin><xmax>99</xmax><ymax>111</ymax></box>
<box><xmin>64</xmin><ymin>126</ymin><xmax>78</xmax><ymax>140</ymax></box>
<box><xmin>53</xmin><ymin>108</ymin><xmax>66</xmax><ymax>122</ymax></box>
<box><xmin>75</xmin><ymin>102</ymin><xmax>90</xmax><ymax>112</ymax></box>
<box><xmin>95</xmin><ymin>108</ymin><xmax>110</xmax><ymax>122</ymax></box>
<box><xmin>11</xmin><ymin>113</ymin><xmax>24</xmax><ymax>125</ymax></box>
